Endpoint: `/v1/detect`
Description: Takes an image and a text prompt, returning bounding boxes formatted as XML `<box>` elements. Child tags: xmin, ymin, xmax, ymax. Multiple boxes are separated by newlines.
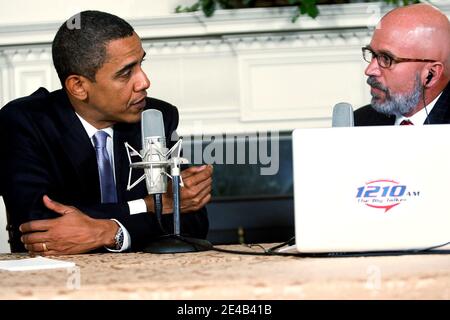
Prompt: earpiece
<box><xmin>423</xmin><ymin>72</ymin><xmax>432</xmax><ymax>124</ymax></box>
<box><xmin>426</xmin><ymin>71</ymin><xmax>433</xmax><ymax>85</ymax></box>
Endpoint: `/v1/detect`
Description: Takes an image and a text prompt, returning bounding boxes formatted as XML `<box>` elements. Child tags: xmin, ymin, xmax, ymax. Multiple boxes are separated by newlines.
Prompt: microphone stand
<box><xmin>153</xmin><ymin>193</ymin><xmax>168</xmax><ymax>234</ymax></box>
<box><xmin>142</xmin><ymin>148</ymin><xmax>212</xmax><ymax>254</ymax></box>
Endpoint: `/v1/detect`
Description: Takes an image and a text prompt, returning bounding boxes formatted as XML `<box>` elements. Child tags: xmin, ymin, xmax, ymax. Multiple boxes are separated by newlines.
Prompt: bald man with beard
<box><xmin>355</xmin><ymin>3</ymin><xmax>450</xmax><ymax>126</ymax></box>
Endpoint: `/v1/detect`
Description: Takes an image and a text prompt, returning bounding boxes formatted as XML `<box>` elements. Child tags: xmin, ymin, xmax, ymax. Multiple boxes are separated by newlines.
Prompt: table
<box><xmin>0</xmin><ymin>244</ymin><xmax>449</xmax><ymax>299</ymax></box>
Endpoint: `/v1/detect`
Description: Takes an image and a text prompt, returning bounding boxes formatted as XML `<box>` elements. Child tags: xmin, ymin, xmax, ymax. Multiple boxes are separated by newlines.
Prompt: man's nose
<box><xmin>135</xmin><ymin>69</ymin><xmax>151</xmax><ymax>92</ymax></box>
<box><xmin>365</xmin><ymin>58</ymin><xmax>382</xmax><ymax>77</ymax></box>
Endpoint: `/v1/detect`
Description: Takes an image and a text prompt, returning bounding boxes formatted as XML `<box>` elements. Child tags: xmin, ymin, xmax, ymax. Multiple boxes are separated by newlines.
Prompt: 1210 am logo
<box><xmin>356</xmin><ymin>179</ymin><xmax>420</xmax><ymax>212</ymax></box>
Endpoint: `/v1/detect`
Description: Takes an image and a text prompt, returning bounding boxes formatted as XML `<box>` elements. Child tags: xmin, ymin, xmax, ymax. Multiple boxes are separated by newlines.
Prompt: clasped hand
<box><xmin>20</xmin><ymin>195</ymin><xmax>117</xmax><ymax>256</ymax></box>
<box><xmin>19</xmin><ymin>165</ymin><xmax>213</xmax><ymax>255</ymax></box>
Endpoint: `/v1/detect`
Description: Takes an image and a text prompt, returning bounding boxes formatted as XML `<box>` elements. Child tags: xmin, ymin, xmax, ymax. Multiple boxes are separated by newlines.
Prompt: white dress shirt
<box><xmin>75</xmin><ymin>113</ymin><xmax>148</xmax><ymax>252</ymax></box>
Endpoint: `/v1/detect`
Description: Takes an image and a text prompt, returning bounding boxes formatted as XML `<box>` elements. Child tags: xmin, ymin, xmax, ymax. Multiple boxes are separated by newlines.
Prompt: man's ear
<box><xmin>423</xmin><ymin>62</ymin><xmax>444</xmax><ymax>87</ymax></box>
<box><xmin>65</xmin><ymin>75</ymin><xmax>90</xmax><ymax>100</ymax></box>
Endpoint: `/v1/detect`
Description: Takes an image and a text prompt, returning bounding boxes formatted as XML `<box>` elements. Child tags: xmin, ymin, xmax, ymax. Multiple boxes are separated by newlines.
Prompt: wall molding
<box><xmin>1</xmin><ymin>2</ymin><xmax>449</xmax><ymax>135</ymax></box>
<box><xmin>4</xmin><ymin>2</ymin><xmax>449</xmax><ymax>46</ymax></box>
<box><xmin>141</xmin><ymin>29</ymin><xmax>373</xmax><ymax>56</ymax></box>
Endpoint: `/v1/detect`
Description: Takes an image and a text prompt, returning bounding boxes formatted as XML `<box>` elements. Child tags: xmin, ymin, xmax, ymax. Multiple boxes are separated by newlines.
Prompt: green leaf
<box><xmin>174</xmin><ymin>2</ymin><xmax>201</xmax><ymax>13</ymax></box>
<box><xmin>201</xmin><ymin>0</ymin><xmax>216</xmax><ymax>17</ymax></box>
<box><xmin>298</xmin><ymin>0</ymin><xmax>319</xmax><ymax>19</ymax></box>
<box><xmin>176</xmin><ymin>0</ymin><xmax>422</xmax><ymax>23</ymax></box>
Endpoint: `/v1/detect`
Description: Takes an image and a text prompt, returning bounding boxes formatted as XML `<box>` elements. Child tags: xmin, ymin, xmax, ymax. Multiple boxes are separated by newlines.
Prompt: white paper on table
<box><xmin>0</xmin><ymin>256</ymin><xmax>75</xmax><ymax>271</ymax></box>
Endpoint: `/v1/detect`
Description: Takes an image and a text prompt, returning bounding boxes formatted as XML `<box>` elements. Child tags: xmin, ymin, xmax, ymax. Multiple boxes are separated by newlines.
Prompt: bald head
<box><xmin>376</xmin><ymin>4</ymin><xmax>450</xmax><ymax>75</ymax></box>
<box><xmin>364</xmin><ymin>4</ymin><xmax>450</xmax><ymax>117</ymax></box>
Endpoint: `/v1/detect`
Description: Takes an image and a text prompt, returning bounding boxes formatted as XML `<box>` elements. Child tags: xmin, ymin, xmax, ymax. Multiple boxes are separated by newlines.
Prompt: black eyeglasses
<box><xmin>362</xmin><ymin>46</ymin><xmax>436</xmax><ymax>69</ymax></box>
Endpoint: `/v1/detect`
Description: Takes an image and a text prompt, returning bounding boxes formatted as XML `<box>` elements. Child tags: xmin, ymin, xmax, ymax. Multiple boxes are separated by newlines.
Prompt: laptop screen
<box><xmin>292</xmin><ymin>125</ymin><xmax>450</xmax><ymax>253</ymax></box>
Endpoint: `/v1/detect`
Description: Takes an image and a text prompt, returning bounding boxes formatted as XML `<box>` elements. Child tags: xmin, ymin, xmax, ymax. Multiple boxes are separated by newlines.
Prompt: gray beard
<box><xmin>368</xmin><ymin>75</ymin><xmax>423</xmax><ymax>117</ymax></box>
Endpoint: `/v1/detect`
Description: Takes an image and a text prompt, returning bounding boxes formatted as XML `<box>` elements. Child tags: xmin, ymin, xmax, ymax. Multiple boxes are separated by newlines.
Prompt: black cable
<box><xmin>267</xmin><ymin>236</ymin><xmax>295</xmax><ymax>252</ymax></box>
<box><xmin>415</xmin><ymin>241</ymin><xmax>450</xmax><ymax>252</ymax></box>
<box><xmin>172</xmin><ymin>235</ymin><xmax>450</xmax><ymax>258</ymax></box>
<box><xmin>422</xmin><ymin>86</ymin><xmax>431</xmax><ymax>124</ymax></box>
<box><xmin>153</xmin><ymin>193</ymin><xmax>168</xmax><ymax>234</ymax></box>
<box><xmin>267</xmin><ymin>240</ymin><xmax>450</xmax><ymax>258</ymax></box>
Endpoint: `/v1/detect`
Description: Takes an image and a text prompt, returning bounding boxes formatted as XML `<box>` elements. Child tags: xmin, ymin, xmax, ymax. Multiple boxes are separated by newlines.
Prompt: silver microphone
<box><xmin>126</xmin><ymin>110</ymin><xmax>210</xmax><ymax>253</ymax></box>
<box><xmin>332</xmin><ymin>102</ymin><xmax>354</xmax><ymax>127</ymax></box>
<box><xmin>125</xmin><ymin>109</ymin><xmax>188</xmax><ymax>195</ymax></box>
<box><xmin>141</xmin><ymin>109</ymin><xmax>168</xmax><ymax>194</ymax></box>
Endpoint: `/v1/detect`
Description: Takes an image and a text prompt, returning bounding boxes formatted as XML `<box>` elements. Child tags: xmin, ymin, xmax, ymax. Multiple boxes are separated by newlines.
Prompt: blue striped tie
<box><xmin>93</xmin><ymin>131</ymin><xmax>117</xmax><ymax>203</ymax></box>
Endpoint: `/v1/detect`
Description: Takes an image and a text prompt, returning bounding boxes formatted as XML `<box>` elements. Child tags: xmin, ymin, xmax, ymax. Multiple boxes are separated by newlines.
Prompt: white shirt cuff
<box><xmin>106</xmin><ymin>219</ymin><xmax>131</xmax><ymax>252</ymax></box>
<box><xmin>128</xmin><ymin>199</ymin><xmax>147</xmax><ymax>215</ymax></box>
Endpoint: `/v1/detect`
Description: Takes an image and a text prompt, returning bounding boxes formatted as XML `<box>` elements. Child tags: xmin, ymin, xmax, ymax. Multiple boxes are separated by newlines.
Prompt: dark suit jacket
<box><xmin>0</xmin><ymin>88</ymin><xmax>208</xmax><ymax>252</ymax></box>
<box><xmin>354</xmin><ymin>83</ymin><xmax>450</xmax><ymax>126</ymax></box>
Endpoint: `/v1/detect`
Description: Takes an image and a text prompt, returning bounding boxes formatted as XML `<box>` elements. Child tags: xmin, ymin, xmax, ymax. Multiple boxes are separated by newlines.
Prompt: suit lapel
<box><xmin>426</xmin><ymin>83</ymin><xmax>450</xmax><ymax>124</ymax></box>
<box><xmin>49</xmin><ymin>90</ymin><xmax>101</xmax><ymax>201</ymax></box>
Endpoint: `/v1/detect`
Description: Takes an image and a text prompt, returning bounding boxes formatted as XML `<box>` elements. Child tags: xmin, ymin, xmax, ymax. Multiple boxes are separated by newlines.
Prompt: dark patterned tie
<box><xmin>93</xmin><ymin>131</ymin><xmax>117</xmax><ymax>203</ymax></box>
<box><xmin>400</xmin><ymin>119</ymin><xmax>414</xmax><ymax>125</ymax></box>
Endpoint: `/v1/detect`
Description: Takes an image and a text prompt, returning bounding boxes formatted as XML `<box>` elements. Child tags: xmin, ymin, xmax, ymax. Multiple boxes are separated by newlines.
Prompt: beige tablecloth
<box><xmin>0</xmin><ymin>244</ymin><xmax>449</xmax><ymax>299</ymax></box>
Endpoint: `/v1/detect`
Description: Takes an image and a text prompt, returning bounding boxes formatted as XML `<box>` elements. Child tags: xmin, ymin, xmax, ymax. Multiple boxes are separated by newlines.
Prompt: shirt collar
<box><xmin>75</xmin><ymin>113</ymin><xmax>114</xmax><ymax>139</ymax></box>
<box><xmin>395</xmin><ymin>93</ymin><xmax>442</xmax><ymax>125</ymax></box>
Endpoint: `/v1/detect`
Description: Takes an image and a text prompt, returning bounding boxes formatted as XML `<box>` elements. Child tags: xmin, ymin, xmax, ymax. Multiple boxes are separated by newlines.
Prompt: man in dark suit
<box><xmin>0</xmin><ymin>11</ymin><xmax>211</xmax><ymax>254</ymax></box>
<box><xmin>354</xmin><ymin>4</ymin><xmax>450</xmax><ymax>126</ymax></box>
